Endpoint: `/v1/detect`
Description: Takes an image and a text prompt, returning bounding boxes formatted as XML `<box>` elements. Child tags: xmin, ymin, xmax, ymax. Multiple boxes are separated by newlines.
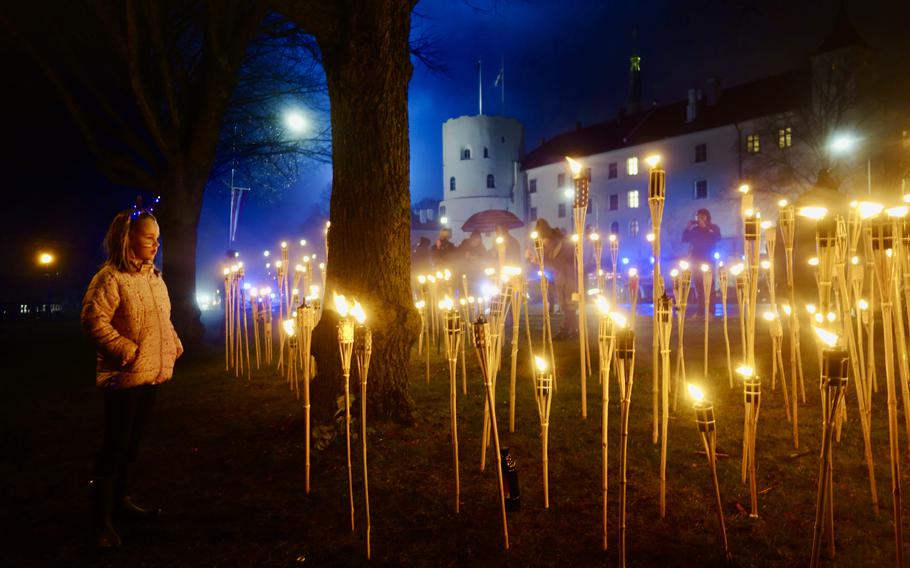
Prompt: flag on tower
<box><xmin>494</xmin><ymin>65</ymin><xmax>504</xmax><ymax>87</ymax></box>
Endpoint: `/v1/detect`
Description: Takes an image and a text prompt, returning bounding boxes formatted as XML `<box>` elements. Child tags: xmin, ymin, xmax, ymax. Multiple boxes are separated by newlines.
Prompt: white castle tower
<box><xmin>438</xmin><ymin>115</ymin><xmax>525</xmax><ymax>242</ymax></box>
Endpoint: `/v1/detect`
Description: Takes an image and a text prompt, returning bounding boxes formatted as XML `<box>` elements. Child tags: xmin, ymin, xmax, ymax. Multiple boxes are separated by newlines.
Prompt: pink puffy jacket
<box><xmin>81</xmin><ymin>262</ymin><xmax>183</xmax><ymax>389</ymax></box>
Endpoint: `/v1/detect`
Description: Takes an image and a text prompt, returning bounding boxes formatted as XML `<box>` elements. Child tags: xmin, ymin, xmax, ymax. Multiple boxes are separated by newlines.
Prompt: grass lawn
<box><xmin>0</xmin><ymin>308</ymin><xmax>904</xmax><ymax>567</ymax></box>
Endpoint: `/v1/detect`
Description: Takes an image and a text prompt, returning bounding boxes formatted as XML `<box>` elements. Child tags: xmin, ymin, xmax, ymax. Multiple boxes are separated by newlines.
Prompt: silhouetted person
<box><xmin>682</xmin><ymin>208</ymin><xmax>721</xmax><ymax>317</ymax></box>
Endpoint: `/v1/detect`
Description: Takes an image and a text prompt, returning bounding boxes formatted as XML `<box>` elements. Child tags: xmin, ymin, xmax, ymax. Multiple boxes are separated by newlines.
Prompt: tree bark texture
<box><xmin>297</xmin><ymin>0</ymin><xmax>420</xmax><ymax>423</ymax></box>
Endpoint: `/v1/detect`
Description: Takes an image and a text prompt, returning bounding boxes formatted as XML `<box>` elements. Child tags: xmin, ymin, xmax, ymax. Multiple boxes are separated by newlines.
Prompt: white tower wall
<box><xmin>439</xmin><ymin>115</ymin><xmax>524</xmax><ymax>242</ymax></box>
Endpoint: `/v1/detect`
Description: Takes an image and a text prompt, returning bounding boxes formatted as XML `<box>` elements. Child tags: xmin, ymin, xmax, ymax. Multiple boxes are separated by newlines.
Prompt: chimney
<box><xmin>705</xmin><ymin>76</ymin><xmax>721</xmax><ymax>106</ymax></box>
<box><xmin>686</xmin><ymin>88</ymin><xmax>699</xmax><ymax>123</ymax></box>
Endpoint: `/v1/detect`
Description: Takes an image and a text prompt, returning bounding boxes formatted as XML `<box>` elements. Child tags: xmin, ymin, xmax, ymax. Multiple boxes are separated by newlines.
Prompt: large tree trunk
<box><xmin>308</xmin><ymin>0</ymin><xmax>420</xmax><ymax>424</ymax></box>
<box><xmin>158</xmin><ymin>170</ymin><xmax>206</xmax><ymax>345</ymax></box>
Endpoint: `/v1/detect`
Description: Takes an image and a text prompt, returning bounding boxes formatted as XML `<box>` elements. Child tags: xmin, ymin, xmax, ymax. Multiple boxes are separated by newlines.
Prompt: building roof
<box><xmin>523</xmin><ymin>67</ymin><xmax>811</xmax><ymax>170</ymax></box>
<box><xmin>814</xmin><ymin>3</ymin><xmax>868</xmax><ymax>55</ymax></box>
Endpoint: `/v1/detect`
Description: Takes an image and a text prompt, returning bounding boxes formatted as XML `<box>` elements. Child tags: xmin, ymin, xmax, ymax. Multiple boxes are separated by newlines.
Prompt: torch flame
<box><xmin>886</xmin><ymin>205</ymin><xmax>909</xmax><ymax>218</ymax></box>
<box><xmin>738</xmin><ymin>184</ymin><xmax>751</xmax><ymax>194</ymax></box>
<box><xmin>762</xmin><ymin>310</ymin><xmax>776</xmax><ymax>321</ymax></box>
<box><xmin>595</xmin><ymin>295</ymin><xmax>610</xmax><ymax>315</ymax></box>
<box><xmin>777</xmin><ymin>199</ymin><xmax>789</xmax><ymax>207</ymax></box>
<box><xmin>781</xmin><ymin>304</ymin><xmax>792</xmax><ymax>316</ymax></box>
<box><xmin>857</xmin><ymin>201</ymin><xmax>884</xmax><ymax>220</ymax></box>
<box><xmin>858</xmin><ymin>298</ymin><xmax>869</xmax><ymax>311</ymax></box>
<box><xmin>736</xmin><ymin>365</ymin><xmax>754</xmax><ymax>378</ymax></box>
<box><xmin>351</xmin><ymin>301</ymin><xmax>366</xmax><ymax>324</ymax></box>
<box><xmin>534</xmin><ymin>355</ymin><xmax>548</xmax><ymax>373</ymax></box>
<box><xmin>282</xmin><ymin>319</ymin><xmax>296</xmax><ymax>337</ymax></box>
<box><xmin>645</xmin><ymin>154</ymin><xmax>661</xmax><ymax>168</ymax></box>
<box><xmin>798</xmin><ymin>206</ymin><xmax>828</xmax><ymax>220</ymax></box>
<box><xmin>813</xmin><ymin>326</ymin><xmax>839</xmax><ymax>348</ymax></box>
<box><xmin>565</xmin><ymin>156</ymin><xmax>583</xmax><ymax>176</ymax></box>
<box><xmin>700</xmin><ymin>263</ymin><xmax>710</xmax><ymax>273</ymax></box>
<box><xmin>628</xmin><ymin>267</ymin><xmax>639</xmax><ymax>277</ymax></box>
<box><xmin>610</xmin><ymin>312</ymin><xmax>628</xmax><ymax>328</ymax></box>
<box><xmin>688</xmin><ymin>383</ymin><xmax>705</xmax><ymax>402</ymax></box>
<box><xmin>589</xmin><ymin>232</ymin><xmax>600</xmax><ymax>242</ymax></box>
<box><xmin>530</xmin><ymin>230</ymin><xmax>540</xmax><ymax>240</ymax></box>
<box><xmin>333</xmin><ymin>292</ymin><xmax>350</xmax><ymax>318</ymax></box>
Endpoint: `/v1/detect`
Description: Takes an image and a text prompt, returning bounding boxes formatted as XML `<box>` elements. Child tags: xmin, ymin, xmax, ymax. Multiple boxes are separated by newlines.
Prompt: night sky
<box><xmin>1</xmin><ymin>0</ymin><xmax>907</xmax><ymax>302</ymax></box>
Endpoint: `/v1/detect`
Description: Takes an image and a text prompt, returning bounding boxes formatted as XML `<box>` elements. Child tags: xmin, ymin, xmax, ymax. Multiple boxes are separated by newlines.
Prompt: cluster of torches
<box><xmin>220</xmin><ymin>164</ymin><xmax>910</xmax><ymax>565</ymax></box>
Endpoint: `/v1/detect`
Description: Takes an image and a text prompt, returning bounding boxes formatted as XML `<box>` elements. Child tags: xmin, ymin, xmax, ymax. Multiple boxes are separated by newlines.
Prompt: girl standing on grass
<box><xmin>81</xmin><ymin>208</ymin><xmax>183</xmax><ymax>549</ymax></box>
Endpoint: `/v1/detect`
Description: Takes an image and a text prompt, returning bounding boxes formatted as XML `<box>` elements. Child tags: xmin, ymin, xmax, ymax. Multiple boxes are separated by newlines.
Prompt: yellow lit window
<box><xmin>747</xmin><ymin>134</ymin><xmax>760</xmax><ymax>153</ymax></box>
<box><xmin>627</xmin><ymin>157</ymin><xmax>639</xmax><ymax>175</ymax></box>
<box><xmin>778</xmin><ymin>127</ymin><xmax>792</xmax><ymax>149</ymax></box>
<box><xmin>627</xmin><ymin>190</ymin><xmax>639</xmax><ymax>208</ymax></box>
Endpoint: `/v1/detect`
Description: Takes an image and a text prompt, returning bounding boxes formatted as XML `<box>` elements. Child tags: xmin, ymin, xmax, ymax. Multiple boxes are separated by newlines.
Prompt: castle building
<box><xmin>437</xmin><ymin>115</ymin><xmax>525</xmax><ymax>242</ymax></box>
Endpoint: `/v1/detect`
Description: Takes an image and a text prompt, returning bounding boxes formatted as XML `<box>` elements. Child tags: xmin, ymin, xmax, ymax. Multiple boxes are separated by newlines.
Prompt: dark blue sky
<box><xmin>4</xmin><ymin>0</ymin><xmax>908</xmax><ymax>298</ymax></box>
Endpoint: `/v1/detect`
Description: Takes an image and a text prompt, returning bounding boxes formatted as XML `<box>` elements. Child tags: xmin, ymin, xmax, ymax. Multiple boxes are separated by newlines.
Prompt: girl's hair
<box><xmin>102</xmin><ymin>209</ymin><xmax>157</xmax><ymax>273</ymax></box>
<box><xmin>696</xmin><ymin>208</ymin><xmax>713</xmax><ymax>223</ymax></box>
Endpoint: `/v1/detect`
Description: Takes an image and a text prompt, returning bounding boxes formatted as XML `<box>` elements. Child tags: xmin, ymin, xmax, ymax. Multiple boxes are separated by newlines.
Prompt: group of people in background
<box><xmin>410</xmin><ymin>208</ymin><xmax>722</xmax><ymax>337</ymax></box>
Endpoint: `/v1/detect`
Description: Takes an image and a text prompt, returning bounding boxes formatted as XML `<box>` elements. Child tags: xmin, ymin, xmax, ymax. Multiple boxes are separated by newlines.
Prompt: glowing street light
<box><xmin>829</xmin><ymin>133</ymin><xmax>858</xmax><ymax>155</ymax></box>
<box><xmin>37</xmin><ymin>252</ymin><xmax>54</xmax><ymax>266</ymax></box>
<box><xmin>284</xmin><ymin>109</ymin><xmax>309</xmax><ymax>134</ymax></box>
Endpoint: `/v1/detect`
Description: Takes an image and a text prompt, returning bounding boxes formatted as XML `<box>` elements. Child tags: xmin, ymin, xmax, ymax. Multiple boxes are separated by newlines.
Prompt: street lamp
<box><xmin>828</xmin><ymin>132</ymin><xmax>870</xmax><ymax>195</ymax></box>
<box><xmin>284</xmin><ymin>109</ymin><xmax>308</xmax><ymax>135</ymax></box>
<box><xmin>37</xmin><ymin>252</ymin><xmax>54</xmax><ymax>266</ymax></box>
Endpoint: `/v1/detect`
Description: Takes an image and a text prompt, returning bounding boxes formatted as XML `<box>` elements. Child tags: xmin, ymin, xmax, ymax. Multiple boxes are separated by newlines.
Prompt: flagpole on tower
<box><xmin>494</xmin><ymin>56</ymin><xmax>505</xmax><ymax>115</ymax></box>
<box><xmin>478</xmin><ymin>58</ymin><xmax>483</xmax><ymax>116</ymax></box>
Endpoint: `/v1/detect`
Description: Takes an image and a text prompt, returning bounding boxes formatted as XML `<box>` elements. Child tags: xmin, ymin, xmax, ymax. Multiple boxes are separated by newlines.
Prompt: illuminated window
<box><xmin>486</xmin><ymin>174</ymin><xmax>495</xmax><ymax>188</ymax></box>
<box><xmin>747</xmin><ymin>134</ymin><xmax>760</xmax><ymax>153</ymax></box>
<box><xmin>629</xmin><ymin>219</ymin><xmax>640</xmax><ymax>237</ymax></box>
<box><xmin>558</xmin><ymin>203</ymin><xmax>566</xmax><ymax>218</ymax></box>
<box><xmin>449</xmin><ymin>177</ymin><xmax>456</xmax><ymax>191</ymax></box>
<box><xmin>610</xmin><ymin>221</ymin><xmax>620</xmax><ymax>234</ymax></box>
<box><xmin>529</xmin><ymin>179</ymin><xmax>537</xmax><ymax>194</ymax></box>
<box><xmin>609</xmin><ymin>194</ymin><xmax>619</xmax><ymax>211</ymax></box>
<box><xmin>627</xmin><ymin>157</ymin><xmax>639</xmax><ymax>175</ymax></box>
<box><xmin>627</xmin><ymin>190</ymin><xmax>640</xmax><ymax>209</ymax></box>
<box><xmin>778</xmin><ymin>127</ymin><xmax>792</xmax><ymax>148</ymax></box>
<box><xmin>694</xmin><ymin>180</ymin><xmax>708</xmax><ymax>199</ymax></box>
<box><xmin>694</xmin><ymin>143</ymin><xmax>707</xmax><ymax>163</ymax></box>
<box><xmin>461</xmin><ymin>147</ymin><xmax>472</xmax><ymax>160</ymax></box>
<box><xmin>608</xmin><ymin>162</ymin><xmax>618</xmax><ymax>179</ymax></box>
<box><xmin>530</xmin><ymin>207</ymin><xmax>538</xmax><ymax>221</ymax></box>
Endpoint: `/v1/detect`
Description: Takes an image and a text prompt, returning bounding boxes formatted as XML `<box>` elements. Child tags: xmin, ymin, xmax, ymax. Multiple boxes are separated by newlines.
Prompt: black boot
<box><xmin>91</xmin><ymin>476</ymin><xmax>121</xmax><ymax>549</ymax></box>
<box><xmin>115</xmin><ymin>468</ymin><xmax>162</xmax><ymax>521</ymax></box>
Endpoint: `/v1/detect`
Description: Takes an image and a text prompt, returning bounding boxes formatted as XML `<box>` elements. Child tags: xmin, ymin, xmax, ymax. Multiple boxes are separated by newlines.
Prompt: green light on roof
<box><xmin>630</xmin><ymin>55</ymin><xmax>640</xmax><ymax>71</ymax></box>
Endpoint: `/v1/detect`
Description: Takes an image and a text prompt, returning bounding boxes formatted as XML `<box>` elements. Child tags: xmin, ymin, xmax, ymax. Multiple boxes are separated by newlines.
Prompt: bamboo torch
<box><xmin>472</xmin><ymin>316</ymin><xmax>510</xmax><ymax>550</ymax></box>
<box><xmin>442</xmin><ymin>298</ymin><xmax>462</xmax><ymax>513</ymax></box>
<box><xmin>533</xmin><ymin>355</ymin><xmax>554</xmax><ymax>509</ymax></box>
<box><xmin>568</xmin><ymin>156</ymin><xmax>590</xmax><ymax>418</ymax></box>
<box><xmin>299</xmin><ymin>299</ymin><xmax>316</xmax><ymax>494</ymax></box>
<box><xmin>532</xmin><ymin>230</ymin><xmax>558</xmax><ymax>390</ymax></box>
<box><xmin>737</xmin><ymin>365</ymin><xmax>761</xmax><ymax>518</ymax></box>
<box><xmin>700</xmin><ymin>263</ymin><xmax>713</xmax><ymax>378</ymax></box>
<box><xmin>688</xmin><ymin>383</ymin><xmax>732</xmax><ymax>562</ymax></box>
<box><xmin>870</xmin><ymin>216</ymin><xmax>904</xmax><ymax>566</ymax></box>
<box><xmin>646</xmin><ymin>154</ymin><xmax>665</xmax><ymax>445</ymax></box>
<box><xmin>353</xmin><ymin>301</ymin><xmax>372</xmax><ymax>559</ymax></box>
<box><xmin>334</xmin><ymin>292</ymin><xmax>356</xmax><ymax>533</ymax></box>
<box><xmin>609</xmin><ymin>234</ymin><xmax>620</xmax><ymax>305</ymax></box>
<box><xmin>595</xmin><ymin>295</ymin><xmax>615</xmax><ymax>548</ymax></box>
<box><xmin>779</xmin><ymin>200</ymin><xmax>806</xmax><ymax>433</ymax></box>
<box><xmin>627</xmin><ymin>268</ymin><xmax>640</xmax><ymax>328</ymax></box>
<box><xmin>717</xmin><ymin>264</ymin><xmax>734</xmax><ymax>388</ymax></box>
<box><xmin>672</xmin><ymin>262</ymin><xmax>692</xmax><ymax>412</ymax></box>
<box><xmin>656</xmin><ymin>293</ymin><xmax>673</xmax><ymax>518</ymax></box>
<box><xmin>809</xmin><ymin>327</ymin><xmax>848</xmax><ymax>567</ymax></box>
<box><xmin>615</xmin><ymin>323</ymin><xmax>635</xmax><ymax>568</ymax></box>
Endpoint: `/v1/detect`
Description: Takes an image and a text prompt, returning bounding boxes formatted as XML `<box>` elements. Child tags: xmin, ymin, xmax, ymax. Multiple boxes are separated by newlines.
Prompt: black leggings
<box><xmin>95</xmin><ymin>384</ymin><xmax>158</xmax><ymax>479</ymax></box>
